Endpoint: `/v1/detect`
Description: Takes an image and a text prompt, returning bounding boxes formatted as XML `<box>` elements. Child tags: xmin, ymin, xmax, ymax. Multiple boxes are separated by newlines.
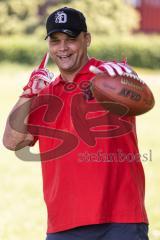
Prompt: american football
<box><xmin>91</xmin><ymin>72</ymin><xmax>155</xmax><ymax>116</ymax></box>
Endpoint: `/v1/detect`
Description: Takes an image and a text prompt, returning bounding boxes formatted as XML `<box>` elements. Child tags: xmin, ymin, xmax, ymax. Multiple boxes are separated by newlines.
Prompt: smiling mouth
<box><xmin>57</xmin><ymin>54</ymin><xmax>72</xmax><ymax>60</ymax></box>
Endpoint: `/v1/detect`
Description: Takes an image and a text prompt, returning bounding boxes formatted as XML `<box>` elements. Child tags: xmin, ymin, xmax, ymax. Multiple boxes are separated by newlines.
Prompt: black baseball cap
<box><xmin>45</xmin><ymin>7</ymin><xmax>87</xmax><ymax>39</ymax></box>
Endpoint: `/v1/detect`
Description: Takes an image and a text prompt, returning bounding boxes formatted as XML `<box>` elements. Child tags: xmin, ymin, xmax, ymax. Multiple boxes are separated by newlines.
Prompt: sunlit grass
<box><xmin>0</xmin><ymin>63</ymin><xmax>159</xmax><ymax>240</ymax></box>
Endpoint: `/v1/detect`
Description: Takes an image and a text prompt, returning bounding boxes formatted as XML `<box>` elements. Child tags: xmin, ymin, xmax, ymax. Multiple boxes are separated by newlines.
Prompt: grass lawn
<box><xmin>0</xmin><ymin>62</ymin><xmax>159</xmax><ymax>240</ymax></box>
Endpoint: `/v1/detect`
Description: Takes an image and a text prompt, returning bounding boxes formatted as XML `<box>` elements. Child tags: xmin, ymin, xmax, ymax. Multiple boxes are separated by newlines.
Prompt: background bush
<box><xmin>0</xmin><ymin>34</ymin><xmax>160</xmax><ymax>69</ymax></box>
<box><xmin>0</xmin><ymin>36</ymin><xmax>47</xmax><ymax>65</ymax></box>
<box><xmin>90</xmin><ymin>35</ymin><xmax>160</xmax><ymax>69</ymax></box>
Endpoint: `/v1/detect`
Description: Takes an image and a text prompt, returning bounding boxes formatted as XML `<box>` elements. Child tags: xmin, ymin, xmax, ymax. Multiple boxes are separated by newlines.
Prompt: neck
<box><xmin>60</xmin><ymin>57</ymin><xmax>89</xmax><ymax>82</ymax></box>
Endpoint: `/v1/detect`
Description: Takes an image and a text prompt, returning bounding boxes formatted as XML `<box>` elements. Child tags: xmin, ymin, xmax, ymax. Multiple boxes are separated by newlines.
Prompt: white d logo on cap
<box><xmin>55</xmin><ymin>11</ymin><xmax>67</xmax><ymax>23</ymax></box>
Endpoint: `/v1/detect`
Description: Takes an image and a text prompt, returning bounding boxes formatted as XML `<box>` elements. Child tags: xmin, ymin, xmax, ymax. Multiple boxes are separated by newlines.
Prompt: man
<box><xmin>3</xmin><ymin>7</ymin><xmax>149</xmax><ymax>240</ymax></box>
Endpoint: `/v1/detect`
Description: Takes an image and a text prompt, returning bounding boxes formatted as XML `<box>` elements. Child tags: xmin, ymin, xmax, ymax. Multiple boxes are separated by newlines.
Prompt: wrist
<box><xmin>20</xmin><ymin>89</ymin><xmax>37</xmax><ymax>99</ymax></box>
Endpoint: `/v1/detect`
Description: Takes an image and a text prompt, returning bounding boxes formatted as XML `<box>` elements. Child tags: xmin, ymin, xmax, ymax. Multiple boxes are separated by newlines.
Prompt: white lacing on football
<box><xmin>122</xmin><ymin>72</ymin><xmax>145</xmax><ymax>84</ymax></box>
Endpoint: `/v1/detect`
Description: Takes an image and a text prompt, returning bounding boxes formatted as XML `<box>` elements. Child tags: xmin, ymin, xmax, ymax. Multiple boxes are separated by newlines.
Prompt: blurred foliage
<box><xmin>0</xmin><ymin>0</ymin><xmax>71</xmax><ymax>36</ymax></box>
<box><xmin>89</xmin><ymin>34</ymin><xmax>160</xmax><ymax>69</ymax></box>
<box><xmin>0</xmin><ymin>35</ymin><xmax>46</xmax><ymax>64</ymax></box>
<box><xmin>48</xmin><ymin>0</ymin><xmax>140</xmax><ymax>36</ymax></box>
<box><xmin>0</xmin><ymin>0</ymin><xmax>140</xmax><ymax>37</ymax></box>
<box><xmin>0</xmin><ymin>0</ymin><xmax>39</xmax><ymax>35</ymax></box>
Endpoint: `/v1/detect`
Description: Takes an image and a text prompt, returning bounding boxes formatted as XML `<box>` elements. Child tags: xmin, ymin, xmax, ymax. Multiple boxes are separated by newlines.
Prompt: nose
<box><xmin>58</xmin><ymin>40</ymin><xmax>69</xmax><ymax>51</ymax></box>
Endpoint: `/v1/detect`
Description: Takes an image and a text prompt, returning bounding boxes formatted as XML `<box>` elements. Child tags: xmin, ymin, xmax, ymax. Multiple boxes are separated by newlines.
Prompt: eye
<box><xmin>49</xmin><ymin>38</ymin><xmax>59</xmax><ymax>44</ymax></box>
<box><xmin>68</xmin><ymin>37</ymin><xmax>76</xmax><ymax>42</ymax></box>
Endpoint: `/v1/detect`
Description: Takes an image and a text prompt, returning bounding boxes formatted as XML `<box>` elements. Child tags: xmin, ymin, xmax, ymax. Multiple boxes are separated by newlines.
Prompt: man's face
<box><xmin>48</xmin><ymin>32</ymin><xmax>91</xmax><ymax>74</ymax></box>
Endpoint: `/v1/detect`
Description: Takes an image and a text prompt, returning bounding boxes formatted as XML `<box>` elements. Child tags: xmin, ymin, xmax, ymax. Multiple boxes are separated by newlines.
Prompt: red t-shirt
<box><xmin>28</xmin><ymin>58</ymin><xmax>148</xmax><ymax>233</ymax></box>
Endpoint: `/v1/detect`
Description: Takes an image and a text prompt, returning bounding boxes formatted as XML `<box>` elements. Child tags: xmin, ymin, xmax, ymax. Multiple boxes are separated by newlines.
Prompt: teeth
<box><xmin>59</xmin><ymin>55</ymin><xmax>71</xmax><ymax>58</ymax></box>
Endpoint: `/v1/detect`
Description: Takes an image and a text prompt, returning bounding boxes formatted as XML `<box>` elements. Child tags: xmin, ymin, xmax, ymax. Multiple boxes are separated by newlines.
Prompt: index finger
<box><xmin>38</xmin><ymin>52</ymin><xmax>49</xmax><ymax>69</ymax></box>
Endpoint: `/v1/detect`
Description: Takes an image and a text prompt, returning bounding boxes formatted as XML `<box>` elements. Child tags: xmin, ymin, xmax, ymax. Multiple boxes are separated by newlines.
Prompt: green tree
<box><xmin>0</xmin><ymin>0</ymin><xmax>39</xmax><ymax>35</ymax></box>
<box><xmin>47</xmin><ymin>0</ymin><xmax>140</xmax><ymax>36</ymax></box>
<box><xmin>0</xmin><ymin>0</ymin><xmax>71</xmax><ymax>35</ymax></box>
<box><xmin>0</xmin><ymin>0</ymin><xmax>139</xmax><ymax>36</ymax></box>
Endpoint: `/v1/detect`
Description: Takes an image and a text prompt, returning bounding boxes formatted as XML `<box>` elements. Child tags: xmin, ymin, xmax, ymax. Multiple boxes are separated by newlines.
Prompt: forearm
<box><xmin>3</xmin><ymin>97</ymin><xmax>35</xmax><ymax>150</ymax></box>
<box><xmin>3</xmin><ymin>53</ymin><xmax>53</xmax><ymax>151</ymax></box>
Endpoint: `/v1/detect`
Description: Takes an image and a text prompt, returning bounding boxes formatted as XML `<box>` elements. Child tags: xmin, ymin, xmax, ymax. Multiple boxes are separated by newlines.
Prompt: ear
<box><xmin>86</xmin><ymin>33</ymin><xmax>91</xmax><ymax>47</ymax></box>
